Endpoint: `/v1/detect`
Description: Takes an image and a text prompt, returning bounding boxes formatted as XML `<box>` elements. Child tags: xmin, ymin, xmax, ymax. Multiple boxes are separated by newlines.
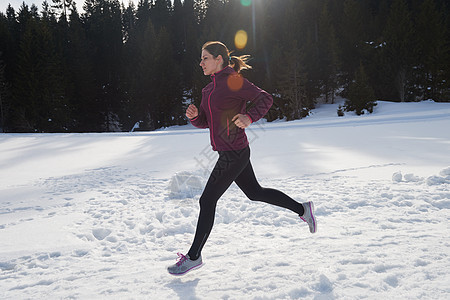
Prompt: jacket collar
<box><xmin>210</xmin><ymin>66</ymin><xmax>235</xmax><ymax>80</ymax></box>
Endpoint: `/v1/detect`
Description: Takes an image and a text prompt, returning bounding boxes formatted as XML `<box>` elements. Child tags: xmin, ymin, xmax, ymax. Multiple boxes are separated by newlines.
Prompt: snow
<box><xmin>0</xmin><ymin>100</ymin><xmax>449</xmax><ymax>299</ymax></box>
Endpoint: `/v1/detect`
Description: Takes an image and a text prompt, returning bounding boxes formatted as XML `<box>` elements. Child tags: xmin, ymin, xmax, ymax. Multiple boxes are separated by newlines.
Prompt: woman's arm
<box><xmin>187</xmin><ymin>104</ymin><xmax>209</xmax><ymax>129</ymax></box>
<box><xmin>239</xmin><ymin>78</ymin><xmax>273</xmax><ymax>123</ymax></box>
<box><xmin>245</xmin><ymin>90</ymin><xmax>273</xmax><ymax>123</ymax></box>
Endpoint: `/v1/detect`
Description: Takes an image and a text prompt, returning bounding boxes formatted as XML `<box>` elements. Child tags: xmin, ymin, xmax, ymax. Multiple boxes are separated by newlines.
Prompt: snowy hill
<box><xmin>0</xmin><ymin>101</ymin><xmax>449</xmax><ymax>299</ymax></box>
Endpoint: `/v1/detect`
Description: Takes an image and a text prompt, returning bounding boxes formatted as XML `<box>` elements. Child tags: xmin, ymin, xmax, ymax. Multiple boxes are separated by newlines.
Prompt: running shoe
<box><xmin>167</xmin><ymin>253</ymin><xmax>203</xmax><ymax>276</ymax></box>
<box><xmin>300</xmin><ymin>201</ymin><xmax>317</xmax><ymax>233</ymax></box>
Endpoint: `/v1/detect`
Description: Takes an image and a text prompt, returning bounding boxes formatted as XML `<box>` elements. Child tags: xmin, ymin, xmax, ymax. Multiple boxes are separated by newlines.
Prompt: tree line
<box><xmin>0</xmin><ymin>0</ymin><xmax>448</xmax><ymax>132</ymax></box>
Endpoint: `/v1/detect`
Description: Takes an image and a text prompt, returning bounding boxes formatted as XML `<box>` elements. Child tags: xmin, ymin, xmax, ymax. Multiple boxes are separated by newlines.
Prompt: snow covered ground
<box><xmin>0</xmin><ymin>100</ymin><xmax>449</xmax><ymax>299</ymax></box>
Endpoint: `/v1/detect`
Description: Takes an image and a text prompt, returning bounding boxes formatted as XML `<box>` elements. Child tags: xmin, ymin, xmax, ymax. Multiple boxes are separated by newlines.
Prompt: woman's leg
<box><xmin>234</xmin><ymin>159</ymin><xmax>305</xmax><ymax>216</ymax></box>
<box><xmin>187</xmin><ymin>147</ymin><xmax>250</xmax><ymax>260</ymax></box>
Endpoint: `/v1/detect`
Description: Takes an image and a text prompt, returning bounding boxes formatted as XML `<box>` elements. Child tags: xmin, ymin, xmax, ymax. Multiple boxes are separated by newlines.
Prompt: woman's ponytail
<box><xmin>230</xmin><ymin>55</ymin><xmax>252</xmax><ymax>73</ymax></box>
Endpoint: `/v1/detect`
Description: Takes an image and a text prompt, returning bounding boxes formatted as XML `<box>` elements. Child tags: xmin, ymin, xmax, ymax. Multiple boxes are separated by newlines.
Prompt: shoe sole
<box><xmin>309</xmin><ymin>201</ymin><xmax>317</xmax><ymax>233</ymax></box>
<box><xmin>168</xmin><ymin>262</ymin><xmax>203</xmax><ymax>276</ymax></box>
<box><xmin>301</xmin><ymin>202</ymin><xmax>317</xmax><ymax>234</ymax></box>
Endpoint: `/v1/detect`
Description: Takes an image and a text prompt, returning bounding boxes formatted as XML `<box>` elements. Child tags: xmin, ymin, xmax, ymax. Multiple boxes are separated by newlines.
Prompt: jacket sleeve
<box><xmin>190</xmin><ymin>104</ymin><xmax>209</xmax><ymax>129</ymax></box>
<box><xmin>240</xmin><ymin>78</ymin><xmax>273</xmax><ymax>123</ymax></box>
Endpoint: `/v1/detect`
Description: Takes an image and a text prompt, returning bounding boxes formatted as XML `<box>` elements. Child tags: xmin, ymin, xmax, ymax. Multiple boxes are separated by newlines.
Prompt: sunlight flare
<box><xmin>234</xmin><ymin>30</ymin><xmax>248</xmax><ymax>50</ymax></box>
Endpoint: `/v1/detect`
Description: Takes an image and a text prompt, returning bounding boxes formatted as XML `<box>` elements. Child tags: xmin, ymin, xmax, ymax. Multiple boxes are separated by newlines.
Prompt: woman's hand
<box><xmin>232</xmin><ymin>114</ymin><xmax>251</xmax><ymax>129</ymax></box>
<box><xmin>186</xmin><ymin>104</ymin><xmax>199</xmax><ymax>119</ymax></box>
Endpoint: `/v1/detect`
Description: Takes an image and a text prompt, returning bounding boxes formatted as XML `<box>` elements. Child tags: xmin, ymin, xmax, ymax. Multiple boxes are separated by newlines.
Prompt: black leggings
<box><xmin>187</xmin><ymin>146</ymin><xmax>304</xmax><ymax>260</ymax></box>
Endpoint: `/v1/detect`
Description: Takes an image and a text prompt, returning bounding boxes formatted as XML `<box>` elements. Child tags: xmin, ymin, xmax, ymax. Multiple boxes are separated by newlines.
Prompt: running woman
<box><xmin>167</xmin><ymin>41</ymin><xmax>317</xmax><ymax>276</ymax></box>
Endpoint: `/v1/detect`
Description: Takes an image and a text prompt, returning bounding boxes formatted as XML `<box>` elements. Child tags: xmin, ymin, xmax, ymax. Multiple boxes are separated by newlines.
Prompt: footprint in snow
<box><xmin>73</xmin><ymin>249</ymin><xmax>89</xmax><ymax>257</ymax></box>
<box><xmin>92</xmin><ymin>228</ymin><xmax>112</xmax><ymax>240</ymax></box>
<box><xmin>0</xmin><ymin>261</ymin><xmax>16</xmax><ymax>271</ymax></box>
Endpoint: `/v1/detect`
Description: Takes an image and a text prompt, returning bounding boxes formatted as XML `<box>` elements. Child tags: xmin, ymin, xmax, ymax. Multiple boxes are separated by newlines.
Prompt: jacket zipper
<box><xmin>208</xmin><ymin>75</ymin><xmax>217</xmax><ymax>149</ymax></box>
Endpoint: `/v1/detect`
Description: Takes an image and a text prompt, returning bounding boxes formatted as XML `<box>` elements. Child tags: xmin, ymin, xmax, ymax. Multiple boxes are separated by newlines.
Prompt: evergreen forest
<box><xmin>0</xmin><ymin>0</ymin><xmax>449</xmax><ymax>132</ymax></box>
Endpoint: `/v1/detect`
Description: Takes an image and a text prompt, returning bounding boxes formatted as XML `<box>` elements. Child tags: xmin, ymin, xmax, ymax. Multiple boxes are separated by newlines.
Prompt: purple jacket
<box><xmin>190</xmin><ymin>66</ymin><xmax>273</xmax><ymax>151</ymax></box>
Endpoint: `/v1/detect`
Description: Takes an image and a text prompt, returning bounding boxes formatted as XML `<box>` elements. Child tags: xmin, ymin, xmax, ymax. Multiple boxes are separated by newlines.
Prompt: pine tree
<box><xmin>50</xmin><ymin>0</ymin><xmax>75</xmax><ymax>20</ymax></box>
<box><xmin>4</xmin><ymin>5</ymin><xmax>18</xmax><ymax>77</ymax></box>
<box><xmin>382</xmin><ymin>0</ymin><xmax>414</xmax><ymax>102</ymax></box>
<box><xmin>317</xmin><ymin>0</ymin><xmax>339</xmax><ymax>104</ymax></box>
<box><xmin>121</xmin><ymin>1</ymin><xmax>136</xmax><ymax>44</ymax></box>
<box><xmin>13</xmin><ymin>14</ymin><xmax>69</xmax><ymax>132</ymax></box>
<box><xmin>339</xmin><ymin>0</ymin><xmax>367</xmax><ymax>92</ymax></box>
<box><xmin>345</xmin><ymin>63</ymin><xmax>377</xmax><ymax>115</ymax></box>
<box><xmin>166</xmin><ymin>0</ymin><xmax>201</xmax><ymax>109</ymax></box>
<box><xmin>0</xmin><ymin>54</ymin><xmax>8</xmax><ymax>132</ymax></box>
<box><xmin>125</xmin><ymin>18</ymin><xmax>157</xmax><ymax>130</ymax></box>
<box><xmin>171</xmin><ymin>0</ymin><xmax>187</xmax><ymax>73</ymax></box>
<box><xmin>298</xmin><ymin>0</ymin><xmax>322</xmax><ymax>109</ymax></box>
<box><xmin>151</xmin><ymin>0</ymin><xmax>171</xmax><ymax>32</ymax></box>
<box><xmin>200</xmin><ymin>0</ymin><xmax>226</xmax><ymax>41</ymax></box>
<box><xmin>5</xmin><ymin>4</ymin><xmax>17</xmax><ymax>31</ymax></box>
<box><xmin>66</xmin><ymin>7</ymin><xmax>99</xmax><ymax>131</ymax></box>
<box><xmin>1</xmin><ymin>7</ymin><xmax>17</xmax><ymax>131</ymax></box>
<box><xmin>270</xmin><ymin>1</ymin><xmax>310</xmax><ymax>120</ymax></box>
<box><xmin>0</xmin><ymin>11</ymin><xmax>12</xmax><ymax>78</ymax></box>
<box><xmin>413</xmin><ymin>0</ymin><xmax>448</xmax><ymax>101</ymax></box>
<box><xmin>83</xmin><ymin>0</ymin><xmax>124</xmax><ymax>131</ymax></box>
<box><xmin>152</xmin><ymin>27</ymin><xmax>184</xmax><ymax>128</ymax></box>
<box><xmin>180</xmin><ymin>0</ymin><xmax>200</xmax><ymax>91</ymax></box>
<box><xmin>194</xmin><ymin>0</ymin><xmax>208</xmax><ymax>22</ymax></box>
<box><xmin>277</xmin><ymin>42</ymin><xmax>309</xmax><ymax>120</ymax></box>
<box><xmin>135</xmin><ymin>0</ymin><xmax>151</xmax><ymax>30</ymax></box>
<box><xmin>41</xmin><ymin>1</ymin><xmax>55</xmax><ymax>22</ymax></box>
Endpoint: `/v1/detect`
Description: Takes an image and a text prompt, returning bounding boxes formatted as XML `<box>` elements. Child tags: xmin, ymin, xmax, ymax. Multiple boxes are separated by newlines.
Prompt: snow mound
<box><xmin>392</xmin><ymin>171</ymin><xmax>422</xmax><ymax>183</ymax></box>
<box><xmin>439</xmin><ymin>167</ymin><xmax>450</xmax><ymax>177</ymax></box>
<box><xmin>426</xmin><ymin>167</ymin><xmax>450</xmax><ymax>186</ymax></box>
<box><xmin>426</xmin><ymin>175</ymin><xmax>448</xmax><ymax>186</ymax></box>
<box><xmin>168</xmin><ymin>171</ymin><xmax>205</xmax><ymax>199</ymax></box>
<box><xmin>393</xmin><ymin>167</ymin><xmax>450</xmax><ymax>185</ymax></box>
<box><xmin>403</xmin><ymin>173</ymin><xmax>422</xmax><ymax>182</ymax></box>
<box><xmin>392</xmin><ymin>171</ymin><xmax>403</xmax><ymax>182</ymax></box>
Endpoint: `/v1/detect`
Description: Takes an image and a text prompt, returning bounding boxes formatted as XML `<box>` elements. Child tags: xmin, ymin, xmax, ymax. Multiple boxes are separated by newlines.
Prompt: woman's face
<box><xmin>200</xmin><ymin>49</ymin><xmax>223</xmax><ymax>75</ymax></box>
